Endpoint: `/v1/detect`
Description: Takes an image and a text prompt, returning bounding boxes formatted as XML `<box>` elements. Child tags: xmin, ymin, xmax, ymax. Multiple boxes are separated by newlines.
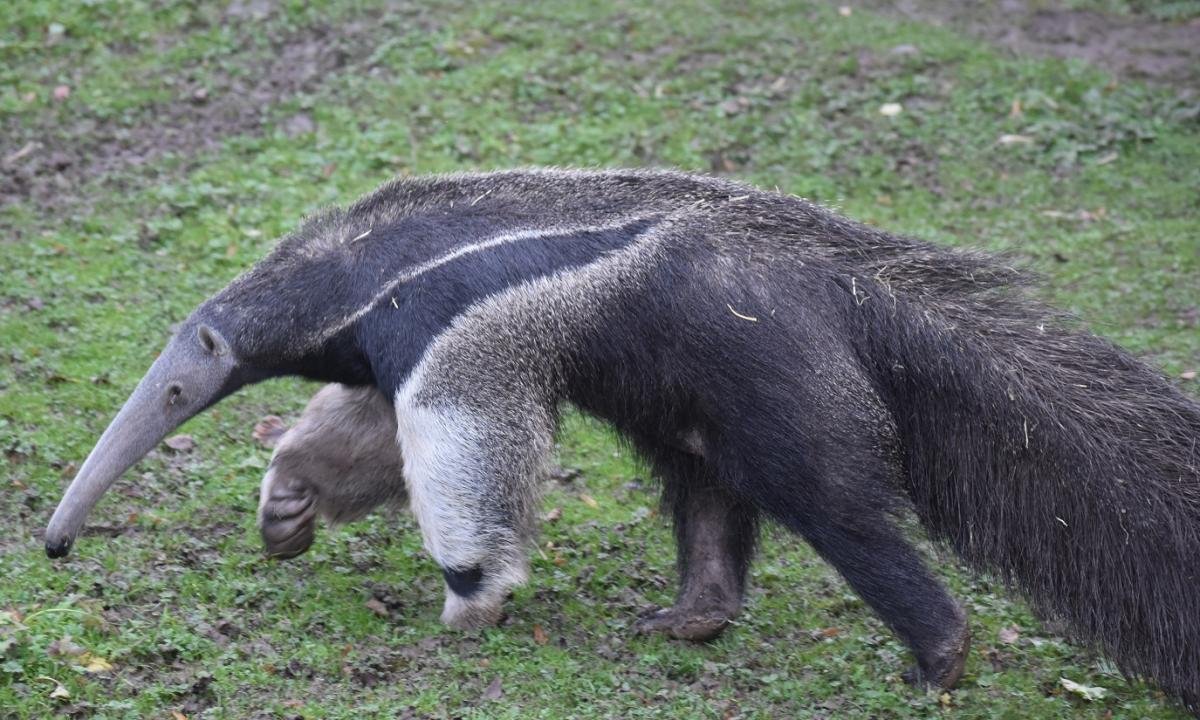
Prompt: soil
<box><xmin>853</xmin><ymin>0</ymin><xmax>1200</xmax><ymax>89</ymax></box>
<box><xmin>3</xmin><ymin>1</ymin><xmax>1197</xmax><ymax>230</ymax></box>
<box><xmin>0</xmin><ymin>3</ymin><xmax>433</xmax><ymax>225</ymax></box>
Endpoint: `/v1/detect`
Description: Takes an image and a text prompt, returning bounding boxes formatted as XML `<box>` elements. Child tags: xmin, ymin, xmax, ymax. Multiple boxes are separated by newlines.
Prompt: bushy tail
<box><xmin>848</xmin><ymin>252</ymin><xmax>1200</xmax><ymax>711</ymax></box>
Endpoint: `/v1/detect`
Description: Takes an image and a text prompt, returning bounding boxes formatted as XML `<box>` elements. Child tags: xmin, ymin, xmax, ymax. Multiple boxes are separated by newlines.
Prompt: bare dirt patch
<box><xmin>0</xmin><ymin>5</ymin><xmax>431</xmax><ymax>225</ymax></box>
<box><xmin>853</xmin><ymin>0</ymin><xmax>1200</xmax><ymax>89</ymax></box>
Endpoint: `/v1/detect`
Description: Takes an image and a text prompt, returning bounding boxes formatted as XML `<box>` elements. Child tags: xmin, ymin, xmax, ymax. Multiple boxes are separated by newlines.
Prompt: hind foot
<box><xmin>634</xmin><ymin>581</ymin><xmax>740</xmax><ymax>642</ymax></box>
<box><xmin>903</xmin><ymin>622</ymin><xmax>972</xmax><ymax>690</ymax></box>
<box><xmin>634</xmin><ymin>605</ymin><xmax>734</xmax><ymax>641</ymax></box>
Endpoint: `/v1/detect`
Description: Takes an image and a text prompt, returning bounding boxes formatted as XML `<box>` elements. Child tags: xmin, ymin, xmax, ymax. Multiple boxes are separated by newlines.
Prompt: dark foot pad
<box><xmin>903</xmin><ymin>624</ymin><xmax>972</xmax><ymax>690</ymax></box>
<box><xmin>259</xmin><ymin>474</ymin><xmax>317</xmax><ymax>560</ymax></box>
<box><xmin>634</xmin><ymin>606</ymin><xmax>734</xmax><ymax>642</ymax></box>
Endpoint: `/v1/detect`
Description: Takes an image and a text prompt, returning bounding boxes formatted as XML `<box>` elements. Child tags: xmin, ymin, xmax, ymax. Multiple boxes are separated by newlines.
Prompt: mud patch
<box><xmin>0</xmin><ymin>6</ymin><xmax>435</xmax><ymax>224</ymax></box>
<box><xmin>853</xmin><ymin>0</ymin><xmax>1200</xmax><ymax>89</ymax></box>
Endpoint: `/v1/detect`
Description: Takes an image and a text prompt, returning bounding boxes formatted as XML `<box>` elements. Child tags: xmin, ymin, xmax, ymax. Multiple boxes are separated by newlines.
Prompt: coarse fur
<box><xmin>54</xmin><ymin>168</ymin><xmax>1200</xmax><ymax>713</ymax></box>
<box><xmin>258</xmin><ymin>383</ymin><xmax>407</xmax><ymax>559</ymax></box>
<box><xmin>261</xmin><ymin>382</ymin><xmax>747</xmax><ymax>639</ymax></box>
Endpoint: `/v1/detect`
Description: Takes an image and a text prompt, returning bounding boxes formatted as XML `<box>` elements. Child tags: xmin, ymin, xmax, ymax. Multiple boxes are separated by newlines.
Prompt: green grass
<box><xmin>1</xmin><ymin>1</ymin><xmax>1197</xmax><ymax>718</ymax></box>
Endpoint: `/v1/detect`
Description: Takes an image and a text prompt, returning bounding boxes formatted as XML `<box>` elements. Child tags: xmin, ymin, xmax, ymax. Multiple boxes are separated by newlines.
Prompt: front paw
<box><xmin>634</xmin><ymin>606</ymin><xmax>732</xmax><ymax>642</ymax></box>
<box><xmin>440</xmin><ymin>590</ymin><xmax>507</xmax><ymax>630</ymax></box>
<box><xmin>258</xmin><ymin>469</ymin><xmax>318</xmax><ymax>559</ymax></box>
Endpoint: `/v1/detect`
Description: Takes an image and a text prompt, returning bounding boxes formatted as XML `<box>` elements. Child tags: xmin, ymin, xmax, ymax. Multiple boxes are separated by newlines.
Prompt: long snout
<box><xmin>45</xmin><ymin>325</ymin><xmax>241</xmax><ymax>558</ymax></box>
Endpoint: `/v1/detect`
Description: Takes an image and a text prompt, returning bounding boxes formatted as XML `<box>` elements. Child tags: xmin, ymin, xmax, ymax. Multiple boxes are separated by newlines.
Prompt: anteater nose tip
<box><xmin>44</xmin><ymin>537</ymin><xmax>72</xmax><ymax>559</ymax></box>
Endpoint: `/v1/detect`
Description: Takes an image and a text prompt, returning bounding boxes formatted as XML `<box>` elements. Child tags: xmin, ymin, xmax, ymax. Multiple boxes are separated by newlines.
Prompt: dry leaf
<box><xmin>80</xmin><ymin>652</ymin><xmax>113</xmax><ymax>673</ymax></box>
<box><xmin>998</xmin><ymin>625</ymin><xmax>1020</xmax><ymax>644</ymax></box>
<box><xmin>47</xmin><ymin>636</ymin><xmax>86</xmax><ymax>657</ymax></box>
<box><xmin>171</xmin><ymin>711</ymin><xmax>189</xmax><ymax>720</ymax></box>
<box><xmin>364</xmin><ymin>598</ymin><xmax>389</xmax><ymax>618</ymax></box>
<box><xmin>542</xmin><ymin>507</ymin><xmax>562</xmax><ymax>523</ymax></box>
<box><xmin>482</xmin><ymin>677</ymin><xmax>503</xmax><ymax>701</ymax></box>
<box><xmin>838</xmin><ymin>5</ymin><xmax>852</xmax><ymax>16</ymax></box>
<box><xmin>532</xmin><ymin>624</ymin><xmax>548</xmax><ymax>646</ymax></box>
<box><xmin>998</xmin><ymin>134</ymin><xmax>1034</xmax><ymax>145</ymax></box>
<box><xmin>879</xmin><ymin>102</ymin><xmax>903</xmax><ymax>117</ymax></box>
<box><xmin>163</xmin><ymin>435</ymin><xmax>195</xmax><ymax>452</ymax></box>
<box><xmin>1060</xmin><ymin>677</ymin><xmax>1107</xmax><ymax>701</ymax></box>
<box><xmin>47</xmin><ymin>680</ymin><xmax>70</xmax><ymax>700</ymax></box>
<box><xmin>579</xmin><ymin>493</ymin><xmax>599</xmax><ymax>509</ymax></box>
<box><xmin>1181</xmin><ymin>371</ymin><xmax>1197</xmax><ymax>380</ymax></box>
<box><xmin>52</xmin><ymin>85</ymin><xmax>70</xmax><ymax>100</ymax></box>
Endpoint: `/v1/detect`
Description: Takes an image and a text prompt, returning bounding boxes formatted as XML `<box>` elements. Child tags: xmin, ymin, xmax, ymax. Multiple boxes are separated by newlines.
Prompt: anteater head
<box><xmin>44</xmin><ymin>317</ymin><xmax>262</xmax><ymax>558</ymax></box>
<box><xmin>43</xmin><ymin>206</ymin><xmax>382</xmax><ymax>559</ymax></box>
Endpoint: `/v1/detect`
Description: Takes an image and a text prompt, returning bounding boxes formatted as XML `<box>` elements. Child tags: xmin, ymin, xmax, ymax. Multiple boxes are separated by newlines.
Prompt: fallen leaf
<box><xmin>532</xmin><ymin>624</ymin><xmax>548</xmax><ymax>646</ymax></box>
<box><xmin>52</xmin><ymin>85</ymin><xmax>70</xmax><ymax>101</ymax></box>
<box><xmin>579</xmin><ymin>493</ymin><xmax>599</xmax><ymax>509</ymax></box>
<box><xmin>879</xmin><ymin>102</ymin><xmax>903</xmax><ymax>117</ymax></box>
<box><xmin>1060</xmin><ymin>677</ymin><xmax>1107</xmax><ymax>701</ymax></box>
<box><xmin>163</xmin><ymin>435</ymin><xmax>195</xmax><ymax>452</ymax></box>
<box><xmin>998</xmin><ymin>134</ymin><xmax>1034</xmax><ymax>145</ymax></box>
<box><xmin>44</xmin><ymin>678</ymin><xmax>70</xmax><ymax>700</ymax></box>
<box><xmin>838</xmin><ymin>5</ymin><xmax>852</xmax><ymax>16</ymax></box>
<box><xmin>171</xmin><ymin>711</ymin><xmax>189</xmax><ymax>720</ymax></box>
<box><xmin>1010</xmin><ymin>97</ymin><xmax>1023</xmax><ymax>118</ymax></box>
<box><xmin>47</xmin><ymin>636</ymin><xmax>86</xmax><ymax>657</ymax></box>
<box><xmin>79</xmin><ymin>652</ymin><xmax>113</xmax><ymax>673</ymax></box>
<box><xmin>482</xmin><ymin>677</ymin><xmax>503</xmax><ymax>701</ymax></box>
<box><xmin>1181</xmin><ymin>371</ymin><xmax>1197</xmax><ymax>381</ymax></box>
<box><xmin>998</xmin><ymin>625</ymin><xmax>1020</xmax><ymax>644</ymax></box>
<box><xmin>817</xmin><ymin>627</ymin><xmax>840</xmax><ymax>639</ymax></box>
<box><xmin>364</xmin><ymin>598</ymin><xmax>389</xmax><ymax>618</ymax></box>
<box><xmin>542</xmin><ymin>507</ymin><xmax>562</xmax><ymax>523</ymax></box>
<box><xmin>939</xmin><ymin>692</ymin><xmax>953</xmax><ymax>707</ymax></box>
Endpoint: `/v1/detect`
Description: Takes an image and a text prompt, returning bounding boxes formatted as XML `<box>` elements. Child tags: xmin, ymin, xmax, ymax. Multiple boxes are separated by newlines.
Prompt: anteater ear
<box><xmin>197</xmin><ymin>324</ymin><xmax>230</xmax><ymax>357</ymax></box>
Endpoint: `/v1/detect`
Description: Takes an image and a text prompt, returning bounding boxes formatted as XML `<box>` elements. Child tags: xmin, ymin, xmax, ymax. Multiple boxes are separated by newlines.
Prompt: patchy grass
<box><xmin>1</xmin><ymin>0</ymin><xmax>1197</xmax><ymax>718</ymax></box>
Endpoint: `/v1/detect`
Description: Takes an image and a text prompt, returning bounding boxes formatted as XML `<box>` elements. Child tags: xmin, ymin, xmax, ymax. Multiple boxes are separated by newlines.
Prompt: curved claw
<box><xmin>903</xmin><ymin>624</ymin><xmax>972</xmax><ymax>690</ymax></box>
<box><xmin>634</xmin><ymin>606</ymin><xmax>732</xmax><ymax>642</ymax></box>
<box><xmin>259</xmin><ymin>471</ymin><xmax>318</xmax><ymax>560</ymax></box>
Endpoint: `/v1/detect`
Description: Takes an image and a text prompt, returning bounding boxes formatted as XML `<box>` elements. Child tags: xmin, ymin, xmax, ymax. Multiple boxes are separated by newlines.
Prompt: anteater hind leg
<box><xmin>726</xmin><ymin>433</ymin><xmax>970</xmax><ymax>689</ymax></box>
<box><xmin>636</xmin><ymin>450</ymin><xmax>758</xmax><ymax>641</ymax></box>
<box><xmin>258</xmin><ymin>383</ymin><xmax>406</xmax><ymax>558</ymax></box>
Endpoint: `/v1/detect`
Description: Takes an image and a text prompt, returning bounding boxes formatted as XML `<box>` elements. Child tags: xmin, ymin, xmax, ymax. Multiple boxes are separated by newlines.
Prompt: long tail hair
<box><xmin>844</xmin><ymin>241</ymin><xmax>1200</xmax><ymax>711</ymax></box>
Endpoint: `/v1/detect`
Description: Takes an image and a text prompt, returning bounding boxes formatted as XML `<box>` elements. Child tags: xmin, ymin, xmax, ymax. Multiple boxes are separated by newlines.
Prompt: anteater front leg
<box><xmin>258</xmin><ymin>384</ymin><xmax>406</xmax><ymax>558</ymax></box>
<box><xmin>392</xmin><ymin>373</ymin><xmax>553</xmax><ymax>630</ymax></box>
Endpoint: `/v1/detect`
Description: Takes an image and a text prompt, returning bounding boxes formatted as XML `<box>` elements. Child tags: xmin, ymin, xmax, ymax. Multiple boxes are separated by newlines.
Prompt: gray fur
<box><xmin>46</xmin><ymin>168</ymin><xmax>1200</xmax><ymax>712</ymax></box>
<box><xmin>259</xmin><ymin>383</ymin><xmax>406</xmax><ymax>558</ymax></box>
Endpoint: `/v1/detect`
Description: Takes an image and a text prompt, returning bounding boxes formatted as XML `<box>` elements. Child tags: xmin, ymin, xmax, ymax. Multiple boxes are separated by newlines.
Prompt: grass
<box><xmin>1</xmin><ymin>0</ymin><xmax>1198</xmax><ymax>718</ymax></box>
